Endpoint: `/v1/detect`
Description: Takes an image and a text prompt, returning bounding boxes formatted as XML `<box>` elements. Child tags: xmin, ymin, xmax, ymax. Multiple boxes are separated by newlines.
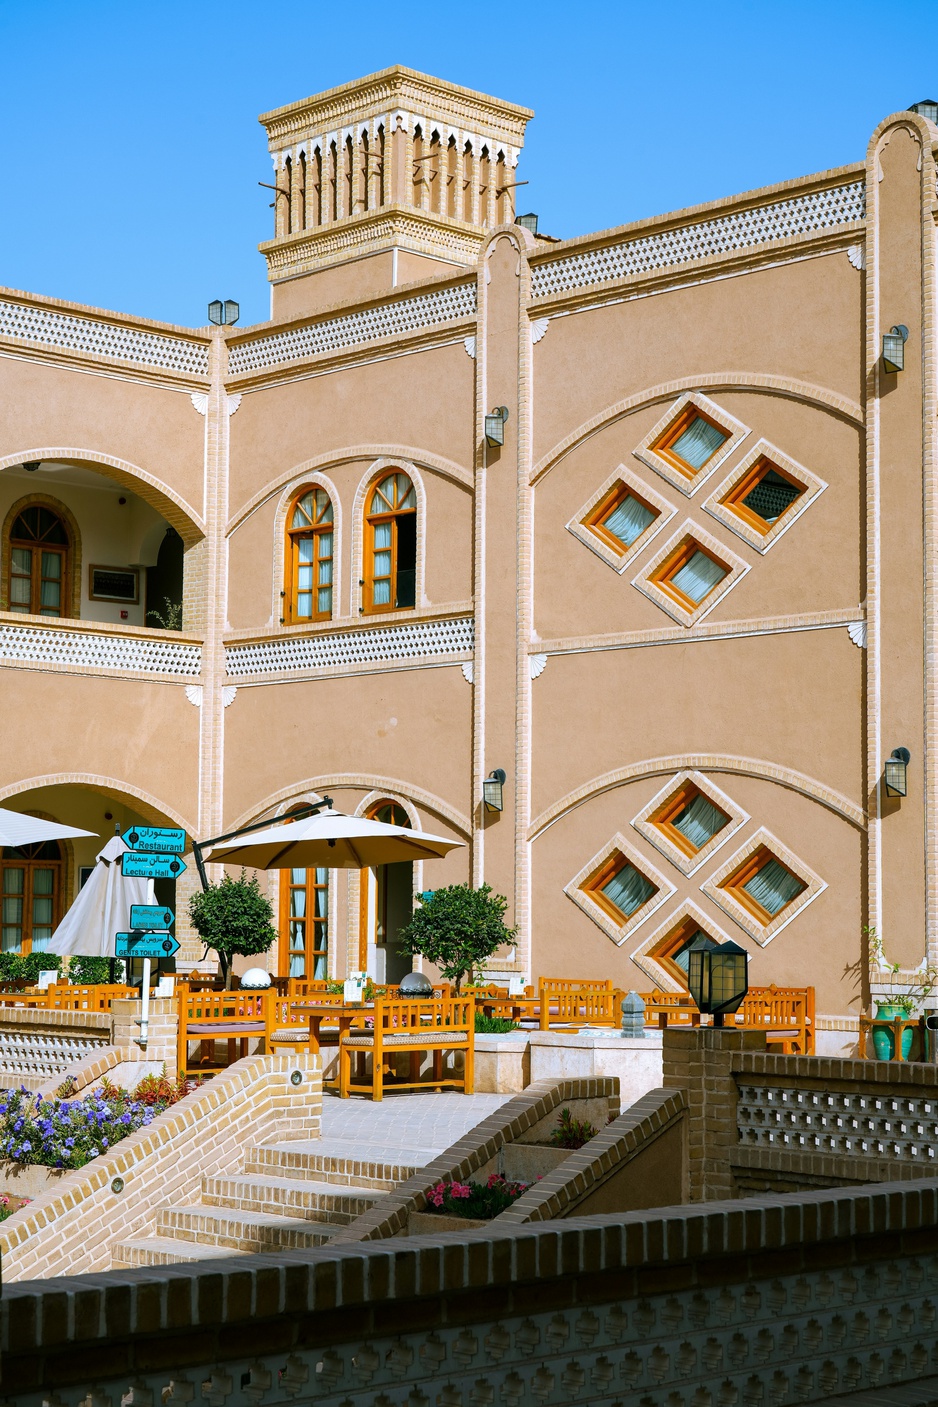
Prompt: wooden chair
<box><xmin>45</xmin><ymin>983</ymin><xmax>137</xmax><ymax>1012</ymax></box>
<box><xmin>730</xmin><ymin>985</ymin><xmax>815</xmax><ymax>1055</ymax></box>
<box><xmin>338</xmin><ymin>996</ymin><xmax>475</xmax><ymax>1101</ymax></box>
<box><xmin>177</xmin><ymin>990</ymin><xmax>270</xmax><ymax>1080</ymax></box>
<box><xmin>537</xmin><ymin>978</ymin><xmax>619</xmax><ymax>1030</ymax></box>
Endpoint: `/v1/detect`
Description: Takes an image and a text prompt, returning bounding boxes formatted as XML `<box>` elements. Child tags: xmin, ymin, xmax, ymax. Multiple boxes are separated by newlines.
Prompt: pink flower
<box><xmin>450</xmin><ymin>1182</ymin><xmax>471</xmax><ymax>1199</ymax></box>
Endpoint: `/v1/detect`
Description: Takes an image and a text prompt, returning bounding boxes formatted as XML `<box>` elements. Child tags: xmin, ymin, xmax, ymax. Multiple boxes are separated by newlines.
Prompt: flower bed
<box><xmin>0</xmin><ymin>1072</ymin><xmax>192</xmax><ymax>1171</ymax></box>
<box><xmin>424</xmin><ymin>1173</ymin><xmax>532</xmax><ymax>1220</ymax></box>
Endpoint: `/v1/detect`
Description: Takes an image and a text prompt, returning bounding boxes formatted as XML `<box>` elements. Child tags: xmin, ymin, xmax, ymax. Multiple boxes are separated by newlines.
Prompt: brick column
<box><xmin>662</xmin><ymin>1026</ymin><xmax>766</xmax><ymax>1202</ymax></box>
<box><xmin>110</xmin><ymin>998</ymin><xmax>179</xmax><ymax>1074</ymax></box>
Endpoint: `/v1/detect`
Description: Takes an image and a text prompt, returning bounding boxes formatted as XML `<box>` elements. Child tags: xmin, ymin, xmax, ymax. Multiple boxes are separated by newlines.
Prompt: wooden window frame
<box><xmin>284</xmin><ymin>488</ymin><xmax>334</xmax><ymax>625</ymax></box>
<box><xmin>719</xmin><ymin>456</ymin><xmax>806</xmax><ymax>537</ymax></box>
<box><xmin>1</xmin><ymin>845</ymin><xmax>63</xmax><ymax>956</ymax></box>
<box><xmin>278</xmin><ymin>866</ymin><xmax>329</xmax><ymax>980</ymax></box>
<box><xmin>363</xmin><ymin>474</ymin><xmax>417</xmax><ymax>616</ymax></box>
<box><xmin>581</xmin><ymin>849</ymin><xmax>657</xmax><ymax>925</ymax></box>
<box><xmin>720</xmin><ymin>844</ymin><xmax>806</xmax><ymax>926</ymax></box>
<box><xmin>358</xmin><ymin>800</ymin><xmax>411</xmax><ymax>968</ymax></box>
<box><xmin>649</xmin><ymin>537</ymin><xmax>729</xmax><ymax>612</ymax></box>
<box><xmin>584</xmin><ymin>481</ymin><xmax>660</xmax><ymax>554</ymax></box>
<box><xmin>650</xmin><ymin>781</ymin><xmax>730</xmax><ymax>859</ymax></box>
<box><xmin>651</xmin><ymin>405</ymin><xmax>729</xmax><ymax>480</ymax></box>
<box><xmin>648</xmin><ymin>915</ymin><xmax>711</xmax><ymax>988</ymax></box>
<box><xmin>8</xmin><ymin>510</ymin><xmax>71</xmax><ymax>619</ymax></box>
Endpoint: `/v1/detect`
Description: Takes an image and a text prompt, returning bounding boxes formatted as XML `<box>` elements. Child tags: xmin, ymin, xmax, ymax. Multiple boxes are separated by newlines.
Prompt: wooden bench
<box><xmin>338</xmin><ymin>996</ymin><xmax>475</xmax><ymax>1100</ymax></box>
<box><xmin>177</xmin><ymin>991</ymin><xmax>270</xmax><ymax>1080</ymax></box>
<box><xmin>537</xmin><ymin>978</ymin><xmax>622</xmax><ymax>1030</ymax></box>
<box><xmin>641</xmin><ymin>984</ymin><xmax>815</xmax><ymax>1055</ymax></box>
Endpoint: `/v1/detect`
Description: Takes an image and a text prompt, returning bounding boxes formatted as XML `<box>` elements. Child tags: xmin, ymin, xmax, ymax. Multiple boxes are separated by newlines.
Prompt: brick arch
<box><xmin>0</xmin><ymin>492</ymin><xmax>82</xmax><ymax>617</ymax></box>
<box><xmin>529</xmin><ymin>755</ymin><xmax>866</xmax><ymax>840</ymax></box>
<box><xmin>0</xmin><ymin>775</ymin><xmax>194</xmax><ymax>836</ymax></box>
<box><xmin>228</xmin><ymin>776</ymin><xmax>470</xmax><ymax>841</ymax></box>
<box><xmin>0</xmin><ymin>449</ymin><xmax>205</xmax><ymax>544</ymax></box>
<box><xmin>530</xmin><ymin>374</ymin><xmax>864</xmax><ymax>487</ymax></box>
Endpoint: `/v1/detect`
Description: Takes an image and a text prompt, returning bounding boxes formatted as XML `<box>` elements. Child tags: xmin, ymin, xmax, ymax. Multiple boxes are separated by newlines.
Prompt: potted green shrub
<box><xmin>867</xmin><ymin>926</ymin><xmax>937</xmax><ymax>1058</ymax></box>
<box><xmin>188</xmin><ymin>872</ymin><xmax>277</xmax><ymax>988</ymax></box>
<box><xmin>397</xmin><ymin>883</ymin><xmax>517</xmax><ymax>994</ymax></box>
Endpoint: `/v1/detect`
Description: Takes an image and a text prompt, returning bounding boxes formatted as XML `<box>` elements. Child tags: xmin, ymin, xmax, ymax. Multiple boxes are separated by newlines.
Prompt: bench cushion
<box><xmin>270</xmin><ymin>1027</ymin><xmax>340</xmax><ymax>1044</ymax></box>
<box><xmin>185</xmin><ymin>1021</ymin><xmax>265</xmax><ymax>1035</ymax></box>
<box><xmin>342</xmin><ymin>1031</ymin><xmax>470</xmax><ymax>1048</ymax></box>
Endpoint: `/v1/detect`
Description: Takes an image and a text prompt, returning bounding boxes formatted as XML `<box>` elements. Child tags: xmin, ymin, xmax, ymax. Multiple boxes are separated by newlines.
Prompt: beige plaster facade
<box><xmin>0</xmin><ymin>68</ymin><xmax>934</xmax><ymax>1019</ymax></box>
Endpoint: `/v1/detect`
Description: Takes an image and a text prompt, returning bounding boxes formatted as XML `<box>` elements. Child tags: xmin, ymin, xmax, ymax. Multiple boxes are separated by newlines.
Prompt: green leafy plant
<box><xmin>188</xmin><ymin>871</ymin><xmax>277</xmax><ymax>988</ymax></box>
<box><xmin>398</xmin><ymin>884</ymin><xmax>518</xmax><ymax>994</ymax></box>
<box><xmin>146</xmin><ymin>597</ymin><xmax>183</xmax><ymax>631</ymax></box>
<box><xmin>67</xmin><ymin>956</ymin><xmax>125</xmax><ymax>986</ymax></box>
<box><xmin>0</xmin><ymin>953</ymin><xmax>62</xmax><ymax>986</ymax></box>
<box><xmin>549</xmin><ymin>1107</ymin><xmax>599</xmax><ymax>1150</ymax></box>
<box><xmin>475</xmin><ymin>1012</ymin><xmax>519</xmax><ymax>1034</ymax></box>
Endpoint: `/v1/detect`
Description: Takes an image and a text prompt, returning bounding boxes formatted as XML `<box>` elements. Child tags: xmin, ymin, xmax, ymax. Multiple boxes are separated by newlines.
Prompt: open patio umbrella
<box><xmin>205</xmin><ymin>807</ymin><xmax>463</xmax><ymax>870</ymax></box>
<box><xmin>47</xmin><ymin>835</ymin><xmax>149</xmax><ymax>957</ymax></box>
<box><xmin>0</xmin><ymin>808</ymin><xmax>96</xmax><ymax>846</ymax></box>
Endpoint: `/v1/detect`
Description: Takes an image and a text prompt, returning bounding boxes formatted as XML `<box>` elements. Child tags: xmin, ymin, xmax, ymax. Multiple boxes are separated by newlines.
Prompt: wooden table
<box><xmin>291</xmin><ymin>1000</ymin><xmax>373</xmax><ymax>1054</ymax></box>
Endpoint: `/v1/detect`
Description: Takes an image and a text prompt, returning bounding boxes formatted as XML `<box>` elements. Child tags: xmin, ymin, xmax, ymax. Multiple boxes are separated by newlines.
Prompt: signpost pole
<box><xmin>138</xmin><ymin>880</ymin><xmax>155</xmax><ymax>1048</ymax></box>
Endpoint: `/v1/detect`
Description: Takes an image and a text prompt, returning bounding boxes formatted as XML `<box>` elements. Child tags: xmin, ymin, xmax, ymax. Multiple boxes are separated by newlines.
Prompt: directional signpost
<box><xmin>119</xmin><ymin>827</ymin><xmax>187</xmax><ymax>1046</ymax></box>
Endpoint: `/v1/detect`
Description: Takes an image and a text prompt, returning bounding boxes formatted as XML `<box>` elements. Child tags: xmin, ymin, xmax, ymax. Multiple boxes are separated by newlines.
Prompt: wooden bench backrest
<box><xmin>546</xmin><ymin>988</ymin><xmax>619</xmax><ymax>1023</ymax></box>
<box><xmin>180</xmin><ymin>992</ymin><xmax>268</xmax><ymax>1025</ymax></box>
<box><xmin>539</xmin><ymin>978</ymin><xmax>614</xmax><ymax>997</ymax></box>
<box><xmin>46</xmin><ymin>984</ymin><xmax>137</xmax><ymax>1012</ymax></box>
<box><xmin>372</xmin><ymin>996</ymin><xmax>474</xmax><ymax>1033</ymax></box>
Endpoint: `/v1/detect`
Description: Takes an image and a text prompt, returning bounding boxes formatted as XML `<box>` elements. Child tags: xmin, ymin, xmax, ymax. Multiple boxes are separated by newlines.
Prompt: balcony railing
<box><xmin>0</xmin><ymin>612</ymin><xmax>202</xmax><ymax>680</ymax></box>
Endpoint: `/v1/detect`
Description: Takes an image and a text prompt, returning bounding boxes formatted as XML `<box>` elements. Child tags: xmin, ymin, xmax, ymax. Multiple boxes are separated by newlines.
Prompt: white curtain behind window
<box><xmin>672</xmin><ymin>793</ymin><xmax>727</xmax><ymax>849</ymax></box>
<box><xmin>671</xmin><ymin>416</ymin><xmax>727</xmax><ymax>469</ymax></box>
<box><xmin>601</xmin><ymin>862</ymin><xmax>655</xmax><ymax>917</ymax></box>
<box><xmin>670</xmin><ymin>550</ymin><xmax>727</xmax><ymax>605</ymax></box>
<box><xmin>742</xmin><ymin>858</ymin><xmax>804</xmax><ymax>917</ymax></box>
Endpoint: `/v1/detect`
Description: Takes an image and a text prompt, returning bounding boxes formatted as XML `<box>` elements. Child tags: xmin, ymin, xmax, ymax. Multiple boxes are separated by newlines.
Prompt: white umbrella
<box><xmin>205</xmin><ymin>807</ymin><xmax>463</xmax><ymax>870</ymax></box>
<box><xmin>47</xmin><ymin>836</ymin><xmax>149</xmax><ymax>957</ymax></box>
<box><xmin>0</xmin><ymin>808</ymin><xmax>96</xmax><ymax>846</ymax></box>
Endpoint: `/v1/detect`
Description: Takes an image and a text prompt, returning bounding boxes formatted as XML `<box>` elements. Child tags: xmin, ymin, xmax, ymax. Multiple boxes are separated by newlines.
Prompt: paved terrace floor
<box><xmin>265</xmin><ymin>1090</ymin><xmax>513</xmax><ymax>1168</ymax></box>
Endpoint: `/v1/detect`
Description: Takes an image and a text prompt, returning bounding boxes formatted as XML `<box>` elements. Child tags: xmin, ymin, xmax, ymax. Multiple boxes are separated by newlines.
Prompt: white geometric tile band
<box><xmin>0</xmin><ymin>624</ymin><xmax>201</xmax><ymax>677</ymax></box>
<box><xmin>228</xmin><ymin>282</ymin><xmax>478</xmax><ymax>374</ymax></box>
<box><xmin>737</xmin><ymin>1083</ymin><xmax>938</xmax><ymax>1163</ymax></box>
<box><xmin>0</xmin><ymin>300</ymin><xmax>209</xmax><ymax>376</ymax></box>
<box><xmin>530</xmin><ymin>180</ymin><xmax>865</xmax><ymax>297</ymax></box>
<box><xmin>226</xmin><ymin>614</ymin><xmax>474</xmax><ymax>678</ymax></box>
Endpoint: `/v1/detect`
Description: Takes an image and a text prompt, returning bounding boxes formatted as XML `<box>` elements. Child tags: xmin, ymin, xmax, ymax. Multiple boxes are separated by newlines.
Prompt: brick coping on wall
<box><xmin>5</xmin><ymin>1174</ymin><xmax>938</xmax><ymax>1394</ymax></box>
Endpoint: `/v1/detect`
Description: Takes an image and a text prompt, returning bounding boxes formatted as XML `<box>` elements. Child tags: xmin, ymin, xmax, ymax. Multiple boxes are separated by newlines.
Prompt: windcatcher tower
<box><xmin>258</xmin><ymin>66</ymin><xmax>533</xmax><ymax>318</ymax></box>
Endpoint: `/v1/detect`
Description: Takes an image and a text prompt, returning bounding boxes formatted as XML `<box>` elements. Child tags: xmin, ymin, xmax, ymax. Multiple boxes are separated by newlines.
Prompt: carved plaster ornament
<box><xmin>461</xmin><ymin>661</ymin><xmax>474</xmax><ymax>683</ymax></box>
<box><xmin>227</xmin><ymin>393</ymin><xmax>242</xmax><ymax>415</ymax></box>
<box><xmin>848</xmin><ymin>620</ymin><xmax>867</xmax><ymax>649</ymax></box>
<box><xmin>530</xmin><ymin>653</ymin><xmax>547</xmax><ymax>679</ymax></box>
<box><xmin>530</xmin><ymin>317</ymin><xmax>550</xmax><ymax>344</ymax></box>
<box><xmin>847</xmin><ymin>245</ymin><xmax>865</xmax><ymax>270</ymax></box>
<box><xmin>189</xmin><ymin>393</ymin><xmax>208</xmax><ymax>416</ymax></box>
<box><xmin>464</xmin><ymin>336</ymin><xmax>476</xmax><ymax>358</ymax></box>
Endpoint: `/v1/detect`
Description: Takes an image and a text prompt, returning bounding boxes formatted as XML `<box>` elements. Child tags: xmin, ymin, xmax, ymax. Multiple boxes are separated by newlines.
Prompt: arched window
<box><xmin>285</xmin><ymin>488</ymin><xmax>333</xmax><ymax>623</ymax></box>
<box><xmin>359</xmin><ymin>801</ymin><xmax>412</xmax><ymax>979</ymax></box>
<box><xmin>8</xmin><ymin>506</ymin><xmax>70</xmax><ymax>617</ymax></box>
<box><xmin>1</xmin><ymin>839</ymin><xmax>62</xmax><ymax>955</ymax></box>
<box><xmin>364</xmin><ymin>472</ymin><xmax>416</xmax><ymax>613</ymax></box>
<box><xmin>278</xmin><ymin>806</ymin><xmax>329</xmax><ymax>980</ymax></box>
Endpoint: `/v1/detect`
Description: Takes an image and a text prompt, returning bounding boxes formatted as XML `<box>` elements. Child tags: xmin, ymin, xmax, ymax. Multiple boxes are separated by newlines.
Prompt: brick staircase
<box><xmin>111</xmin><ymin>1137</ymin><xmax>426</xmax><ymax>1267</ymax></box>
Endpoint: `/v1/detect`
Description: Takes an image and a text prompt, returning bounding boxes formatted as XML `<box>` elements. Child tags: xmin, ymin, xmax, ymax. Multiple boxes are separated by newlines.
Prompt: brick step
<box><xmin>201</xmin><ymin>1173</ymin><xmax>386</xmax><ymax>1221</ymax></box>
<box><xmin>112</xmin><ymin>1236</ymin><xmax>250</xmax><ymax>1268</ymax></box>
<box><xmin>247</xmin><ymin>1143</ymin><xmax>422</xmax><ymax>1188</ymax></box>
<box><xmin>154</xmin><ymin>1204</ymin><xmax>338</xmax><ymax>1252</ymax></box>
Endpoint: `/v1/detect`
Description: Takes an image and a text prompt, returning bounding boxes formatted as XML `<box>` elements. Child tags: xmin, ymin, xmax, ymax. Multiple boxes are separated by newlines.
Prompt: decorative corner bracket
<box><xmin>530</xmin><ymin>653</ymin><xmax>548</xmax><ymax>679</ymax></box>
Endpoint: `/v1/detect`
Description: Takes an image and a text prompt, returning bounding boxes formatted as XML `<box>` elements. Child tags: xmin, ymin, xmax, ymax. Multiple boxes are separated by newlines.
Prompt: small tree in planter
<box><xmin>188</xmin><ymin>872</ymin><xmax>277</xmax><ymax>988</ymax></box>
<box><xmin>397</xmin><ymin>883</ymin><xmax>517</xmax><ymax>994</ymax></box>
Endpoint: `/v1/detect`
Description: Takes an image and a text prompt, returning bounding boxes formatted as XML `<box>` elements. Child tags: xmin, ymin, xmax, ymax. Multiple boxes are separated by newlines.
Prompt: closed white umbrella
<box><xmin>47</xmin><ymin>836</ymin><xmax>149</xmax><ymax>957</ymax></box>
<box><xmin>0</xmin><ymin>808</ymin><xmax>96</xmax><ymax>846</ymax></box>
<box><xmin>205</xmin><ymin>808</ymin><xmax>463</xmax><ymax>870</ymax></box>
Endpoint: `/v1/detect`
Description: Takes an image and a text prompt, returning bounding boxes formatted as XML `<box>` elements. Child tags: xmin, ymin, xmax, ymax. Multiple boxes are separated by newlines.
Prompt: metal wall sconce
<box><xmin>22</xmin><ymin>461</ymin><xmax>40</xmax><ymax>472</ymax></box>
<box><xmin>516</xmin><ymin>213</ymin><xmax>538</xmax><ymax>234</ymax></box>
<box><xmin>686</xmin><ymin>936</ymin><xmax>749</xmax><ymax>1026</ymax></box>
<box><xmin>484</xmin><ymin>406</ymin><xmax>510</xmax><ymax>447</ymax></box>
<box><xmin>884</xmin><ymin>747</ymin><xmax>911</xmax><ymax>798</ymax></box>
<box><xmin>208</xmin><ymin>299</ymin><xmax>240</xmax><ymax>326</ymax></box>
<box><xmin>483</xmin><ymin>769</ymin><xmax>507</xmax><ymax>812</ymax></box>
<box><xmin>882</xmin><ymin>324</ymin><xmax>909</xmax><ymax>373</ymax></box>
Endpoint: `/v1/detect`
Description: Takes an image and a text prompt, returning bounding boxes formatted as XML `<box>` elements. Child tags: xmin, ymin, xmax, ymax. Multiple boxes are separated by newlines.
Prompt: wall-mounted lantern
<box><xmin>882</xmin><ymin>324</ymin><xmax>909</xmax><ymax>373</ymax></box>
<box><xmin>484</xmin><ymin>406</ymin><xmax>510</xmax><ymax>447</ymax></box>
<box><xmin>884</xmin><ymin>747</ymin><xmax>911</xmax><ymax>798</ymax></box>
<box><xmin>686</xmin><ymin>936</ymin><xmax>749</xmax><ymax>1026</ymax></box>
<box><xmin>208</xmin><ymin>299</ymin><xmax>240</xmax><ymax>326</ymax></box>
<box><xmin>516</xmin><ymin>213</ymin><xmax>539</xmax><ymax>235</ymax></box>
<box><xmin>22</xmin><ymin>461</ymin><xmax>40</xmax><ymax>473</ymax></box>
<box><xmin>908</xmin><ymin>99</ymin><xmax>938</xmax><ymax>123</ymax></box>
<box><xmin>483</xmin><ymin>769</ymin><xmax>507</xmax><ymax>812</ymax></box>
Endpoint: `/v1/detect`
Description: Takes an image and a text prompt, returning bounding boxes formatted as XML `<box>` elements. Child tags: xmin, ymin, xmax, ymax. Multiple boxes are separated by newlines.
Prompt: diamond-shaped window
<box><xmin>702</xmin><ymin>827</ymin><xmax>825</xmax><ymax>945</ymax></box>
<box><xmin>631</xmin><ymin>900</ymin><xmax>738</xmax><ymax>993</ymax></box>
<box><xmin>567</xmin><ymin>465</ymin><xmax>676</xmax><ymax>574</ymax></box>
<box><xmin>565</xmin><ymin>834</ymin><xmax>673</xmax><ymax>946</ymax></box>
<box><xmin>633</xmin><ymin>771</ymin><xmax>748</xmax><ymax>876</ymax></box>
<box><xmin>634</xmin><ymin>392</ymin><xmax>750</xmax><ymax>496</ymax></box>
<box><xmin>634</xmin><ymin>522</ymin><xmax>749</xmax><ymax>626</ymax></box>
<box><xmin>703</xmin><ymin>439</ymin><xmax>827</xmax><ymax>554</ymax></box>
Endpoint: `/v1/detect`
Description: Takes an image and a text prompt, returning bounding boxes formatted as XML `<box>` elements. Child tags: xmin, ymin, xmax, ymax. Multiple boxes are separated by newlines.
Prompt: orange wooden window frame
<box><xmin>581</xmin><ymin>849</ymin><xmax>657</xmax><ymax>924</ymax></box>
<box><xmin>720</xmin><ymin>456</ymin><xmax>806</xmax><ymax>535</ymax></box>
<box><xmin>651</xmin><ymin>405</ymin><xmax>729</xmax><ymax>478</ymax></box>
<box><xmin>650</xmin><ymin>782</ymin><xmax>730</xmax><ymax>858</ymax></box>
<box><xmin>363</xmin><ymin>475</ymin><xmax>416</xmax><ymax>615</ymax></box>
<box><xmin>649</xmin><ymin>915</ymin><xmax>708</xmax><ymax>988</ymax></box>
<box><xmin>283</xmin><ymin>489</ymin><xmax>333</xmax><ymax>625</ymax></box>
<box><xmin>649</xmin><ymin>537</ymin><xmax>729</xmax><ymax>612</ymax></box>
<box><xmin>9</xmin><ymin>536</ymin><xmax>70</xmax><ymax>618</ymax></box>
<box><xmin>278</xmin><ymin>867</ymin><xmax>329</xmax><ymax>979</ymax></box>
<box><xmin>720</xmin><ymin>844</ymin><xmax>806</xmax><ymax>925</ymax></box>
<box><xmin>584</xmin><ymin>481</ymin><xmax>659</xmax><ymax>553</ymax></box>
<box><xmin>0</xmin><ymin>847</ymin><xmax>63</xmax><ymax>956</ymax></box>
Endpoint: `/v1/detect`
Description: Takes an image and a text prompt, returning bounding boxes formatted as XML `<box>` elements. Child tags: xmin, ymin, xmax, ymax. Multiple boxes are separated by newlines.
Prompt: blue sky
<box><xmin>0</xmin><ymin>0</ymin><xmax>934</xmax><ymax>330</ymax></box>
